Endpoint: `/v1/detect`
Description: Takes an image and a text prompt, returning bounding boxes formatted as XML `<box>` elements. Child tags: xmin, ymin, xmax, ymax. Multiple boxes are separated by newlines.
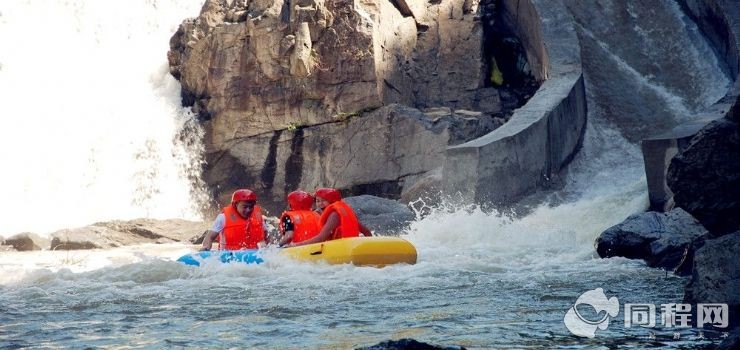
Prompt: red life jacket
<box><xmin>320</xmin><ymin>200</ymin><xmax>360</xmax><ymax>240</ymax></box>
<box><xmin>220</xmin><ymin>205</ymin><xmax>265</xmax><ymax>250</ymax></box>
<box><xmin>279</xmin><ymin>210</ymin><xmax>321</xmax><ymax>243</ymax></box>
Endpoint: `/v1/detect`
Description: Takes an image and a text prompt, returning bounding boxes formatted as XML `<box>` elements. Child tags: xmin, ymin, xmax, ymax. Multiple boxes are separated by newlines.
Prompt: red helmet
<box><xmin>314</xmin><ymin>187</ymin><xmax>342</xmax><ymax>204</ymax></box>
<box><xmin>231</xmin><ymin>189</ymin><xmax>257</xmax><ymax>204</ymax></box>
<box><xmin>287</xmin><ymin>190</ymin><xmax>313</xmax><ymax>210</ymax></box>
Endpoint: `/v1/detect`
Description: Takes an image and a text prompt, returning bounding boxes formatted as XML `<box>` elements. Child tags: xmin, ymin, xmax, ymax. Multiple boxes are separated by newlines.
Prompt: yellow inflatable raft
<box><xmin>279</xmin><ymin>236</ymin><xmax>417</xmax><ymax>266</ymax></box>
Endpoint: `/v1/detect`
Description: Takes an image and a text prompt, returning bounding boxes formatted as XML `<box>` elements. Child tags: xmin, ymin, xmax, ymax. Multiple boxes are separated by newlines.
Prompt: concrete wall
<box><xmin>443</xmin><ymin>0</ymin><xmax>586</xmax><ymax>205</ymax></box>
<box><xmin>642</xmin><ymin>0</ymin><xmax>740</xmax><ymax>211</ymax></box>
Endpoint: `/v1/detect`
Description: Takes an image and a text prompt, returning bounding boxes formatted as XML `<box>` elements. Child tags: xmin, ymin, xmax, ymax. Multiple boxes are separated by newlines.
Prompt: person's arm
<box><xmin>200</xmin><ymin>214</ymin><xmax>225</xmax><ymax>251</ymax></box>
<box><xmin>290</xmin><ymin>212</ymin><xmax>339</xmax><ymax>247</ymax></box>
<box><xmin>200</xmin><ymin>230</ymin><xmax>220</xmax><ymax>251</ymax></box>
<box><xmin>359</xmin><ymin>222</ymin><xmax>372</xmax><ymax>237</ymax></box>
<box><xmin>277</xmin><ymin>216</ymin><xmax>295</xmax><ymax>246</ymax></box>
<box><xmin>278</xmin><ymin>231</ymin><xmax>294</xmax><ymax>247</ymax></box>
<box><xmin>261</xmin><ymin>215</ymin><xmax>270</xmax><ymax>246</ymax></box>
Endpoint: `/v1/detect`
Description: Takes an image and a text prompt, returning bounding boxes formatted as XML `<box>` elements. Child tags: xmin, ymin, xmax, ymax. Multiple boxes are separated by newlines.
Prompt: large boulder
<box><xmin>344</xmin><ymin>195</ymin><xmax>415</xmax><ymax>235</ymax></box>
<box><xmin>356</xmin><ymin>338</ymin><xmax>465</xmax><ymax>350</ymax></box>
<box><xmin>3</xmin><ymin>233</ymin><xmax>50</xmax><ymax>251</ymax></box>
<box><xmin>684</xmin><ymin>231</ymin><xmax>740</xmax><ymax>330</ymax></box>
<box><xmin>667</xmin><ymin>117</ymin><xmax>740</xmax><ymax>235</ymax></box>
<box><xmin>50</xmin><ymin>226</ymin><xmax>129</xmax><ymax>250</ymax></box>
<box><xmin>49</xmin><ymin>219</ymin><xmax>209</xmax><ymax>250</ymax></box>
<box><xmin>97</xmin><ymin>219</ymin><xmax>210</xmax><ymax>243</ymax></box>
<box><xmin>595</xmin><ymin>208</ymin><xmax>707</xmax><ymax>272</ymax></box>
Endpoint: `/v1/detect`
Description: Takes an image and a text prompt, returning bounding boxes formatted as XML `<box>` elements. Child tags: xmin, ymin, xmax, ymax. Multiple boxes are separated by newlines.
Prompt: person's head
<box><xmin>287</xmin><ymin>190</ymin><xmax>313</xmax><ymax>211</ymax></box>
<box><xmin>231</xmin><ymin>189</ymin><xmax>257</xmax><ymax>218</ymax></box>
<box><xmin>314</xmin><ymin>187</ymin><xmax>341</xmax><ymax>210</ymax></box>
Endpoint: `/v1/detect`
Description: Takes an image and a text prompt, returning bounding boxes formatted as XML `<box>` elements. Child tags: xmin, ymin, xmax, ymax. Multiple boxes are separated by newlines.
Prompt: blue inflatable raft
<box><xmin>177</xmin><ymin>237</ymin><xmax>418</xmax><ymax>267</ymax></box>
<box><xmin>177</xmin><ymin>250</ymin><xmax>264</xmax><ymax>266</ymax></box>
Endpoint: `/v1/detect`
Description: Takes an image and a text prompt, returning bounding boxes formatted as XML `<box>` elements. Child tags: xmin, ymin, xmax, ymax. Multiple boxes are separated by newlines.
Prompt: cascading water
<box><xmin>0</xmin><ymin>0</ymin><xmax>732</xmax><ymax>348</ymax></box>
<box><xmin>563</xmin><ymin>0</ymin><xmax>730</xmax><ymax>142</ymax></box>
<box><xmin>0</xmin><ymin>0</ymin><xmax>209</xmax><ymax>237</ymax></box>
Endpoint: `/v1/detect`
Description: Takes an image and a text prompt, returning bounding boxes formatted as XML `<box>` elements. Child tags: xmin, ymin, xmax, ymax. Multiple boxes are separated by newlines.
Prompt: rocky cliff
<box><xmin>166</xmin><ymin>0</ymin><xmax>586</xmax><ymax>213</ymax></box>
<box><xmin>168</xmin><ymin>0</ymin><xmax>503</xmax><ymax>210</ymax></box>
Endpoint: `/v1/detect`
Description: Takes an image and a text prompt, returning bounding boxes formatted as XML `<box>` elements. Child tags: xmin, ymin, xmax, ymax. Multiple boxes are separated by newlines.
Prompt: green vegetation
<box><xmin>332</xmin><ymin>106</ymin><xmax>379</xmax><ymax>122</ymax></box>
<box><xmin>286</xmin><ymin>122</ymin><xmax>304</xmax><ymax>131</ymax></box>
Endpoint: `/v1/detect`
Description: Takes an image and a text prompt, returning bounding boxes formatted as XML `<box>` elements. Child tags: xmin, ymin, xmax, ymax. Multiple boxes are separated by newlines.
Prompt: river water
<box><xmin>0</xmin><ymin>0</ymin><xmax>732</xmax><ymax>349</ymax></box>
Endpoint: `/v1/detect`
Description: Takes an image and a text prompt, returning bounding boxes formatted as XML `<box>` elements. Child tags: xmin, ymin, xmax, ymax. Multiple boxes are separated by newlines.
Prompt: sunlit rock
<box><xmin>168</xmin><ymin>0</ymin><xmax>525</xmax><ymax>210</ymax></box>
<box><xmin>48</xmin><ymin>219</ymin><xmax>209</xmax><ymax>250</ymax></box>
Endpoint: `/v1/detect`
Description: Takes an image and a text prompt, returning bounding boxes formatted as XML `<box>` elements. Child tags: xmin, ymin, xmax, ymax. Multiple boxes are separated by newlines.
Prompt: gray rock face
<box><xmin>667</xmin><ymin>117</ymin><xmax>740</xmax><ymax>235</ymax></box>
<box><xmin>206</xmin><ymin>104</ymin><xmax>453</xmax><ymax>214</ymax></box>
<box><xmin>343</xmin><ymin>195</ymin><xmax>416</xmax><ymax>235</ymax></box>
<box><xmin>595</xmin><ymin>209</ymin><xmax>708</xmax><ymax>272</ymax></box>
<box><xmin>684</xmin><ymin>231</ymin><xmax>740</xmax><ymax>330</ymax></box>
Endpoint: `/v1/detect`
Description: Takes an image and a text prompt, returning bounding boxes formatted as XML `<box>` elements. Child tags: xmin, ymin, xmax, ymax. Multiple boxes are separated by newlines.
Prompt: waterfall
<box><xmin>0</xmin><ymin>0</ymin><xmax>209</xmax><ymax>237</ymax></box>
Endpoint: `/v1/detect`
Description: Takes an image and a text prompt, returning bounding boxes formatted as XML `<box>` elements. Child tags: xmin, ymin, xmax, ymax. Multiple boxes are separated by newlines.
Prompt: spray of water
<box><xmin>0</xmin><ymin>0</ymin><xmax>208</xmax><ymax>237</ymax></box>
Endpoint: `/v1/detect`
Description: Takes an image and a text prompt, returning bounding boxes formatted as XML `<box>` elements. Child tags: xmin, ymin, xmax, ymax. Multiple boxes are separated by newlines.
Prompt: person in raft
<box><xmin>286</xmin><ymin>187</ymin><xmax>372</xmax><ymax>247</ymax></box>
<box><xmin>277</xmin><ymin>190</ymin><xmax>322</xmax><ymax>247</ymax></box>
<box><xmin>200</xmin><ymin>189</ymin><xmax>267</xmax><ymax>251</ymax></box>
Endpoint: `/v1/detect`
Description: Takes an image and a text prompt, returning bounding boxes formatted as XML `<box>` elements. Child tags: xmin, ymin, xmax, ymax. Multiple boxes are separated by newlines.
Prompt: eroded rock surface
<box><xmin>168</xmin><ymin>0</ymin><xmax>519</xmax><ymax>210</ymax></box>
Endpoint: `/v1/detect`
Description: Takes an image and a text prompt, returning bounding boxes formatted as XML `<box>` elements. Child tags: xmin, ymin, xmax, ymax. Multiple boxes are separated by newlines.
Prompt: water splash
<box><xmin>0</xmin><ymin>0</ymin><xmax>208</xmax><ymax>237</ymax></box>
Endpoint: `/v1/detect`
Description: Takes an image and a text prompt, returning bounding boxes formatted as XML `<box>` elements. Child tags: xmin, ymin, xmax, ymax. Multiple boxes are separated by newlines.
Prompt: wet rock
<box><xmin>595</xmin><ymin>208</ymin><xmax>707</xmax><ymax>272</ymax></box>
<box><xmin>400</xmin><ymin>167</ymin><xmax>443</xmax><ymax>204</ymax></box>
<box><xmin>356</xmin><ymin>338</ymin><xmax>466</xmax><ymax>350</ymax></box>
<box><xmin>4</xmin><ymin>233</ymin><xmax>50</xmax><ymax>251</ymax></box>
<box><xmin>344</xmin><ymin>195</ymin><xmax>415</xmax><ymax>235</ymax></box>
<box><xmin>717</xmin><ymin>329</ymin><xmax>740</xmax><ymax>350</ymax></box>
<box><xmin>97</xmin><ymin>219</ymin><xmax>210</xmax><ymax>243</ymax></box>
<box><xmin>49</xmin><ymin>219</ymin><xmax>209</xmax><ymax>250</ymax></box>
<box><xmin>667</xmin><ymin>117</ymin><xmax>740</xmax><ymax>235</ymax></box>
<box><xmin>50</xmin><ymin>226</ymin><xmax>134</xmax><ymax>250</ymax></box>
<box><xmin>684</xmin><ymin>231</ymin><xmax>740</xmax><ymax>330</ymax></box>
